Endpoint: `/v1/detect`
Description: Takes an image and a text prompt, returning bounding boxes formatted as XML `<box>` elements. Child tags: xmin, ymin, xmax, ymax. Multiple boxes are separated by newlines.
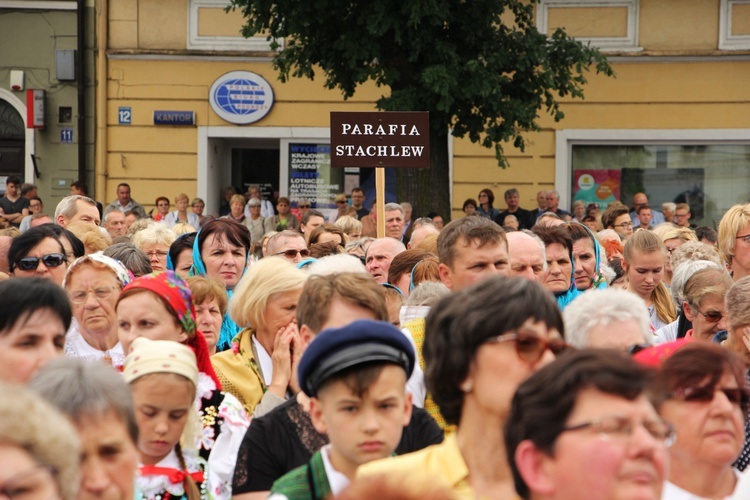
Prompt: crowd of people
<box><xmin>2</xmin><ymin>175</ymin><xmax>750</xmax><ymax>499</ymax></box>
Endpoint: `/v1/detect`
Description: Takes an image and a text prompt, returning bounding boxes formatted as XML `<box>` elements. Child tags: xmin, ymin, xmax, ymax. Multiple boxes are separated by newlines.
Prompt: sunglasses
<box><xmin>673</xmin><ymin>386</ymin><xmax>750</xmax><ymax>412</ymax></box>
<box><xmin>275</xmin><ymin>248</ymin><xmax>310</xmax><ymax>259</ymax></box>
<box><xmin>693</xmin><ymin>306</ymin><xmax>724</xmax><ymax>323</ymax></box>
<box><xmin>485</xmin><ymin>332</ymin><xmax>571</xmax><ymax>363</ymax></box>
<box><xmin>14</xmin><ymin>253</ymin><xmax>67</xmax><ymax>271</ymax></box>
<box><xmin>298</xmin><ymin>205</ymin><xmax>310</xmax><ymax>208</ymax></box>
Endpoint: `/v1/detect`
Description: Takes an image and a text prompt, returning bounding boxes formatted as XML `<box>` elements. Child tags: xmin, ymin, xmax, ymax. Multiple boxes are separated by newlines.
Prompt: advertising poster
<box><xmin>288</xmin><ymin>143</ymin><xmax>343</xmax><ymax>221</ymax></box>
<box><xmin>573</xmin><ymin>169</ymin><xmax>621</xmax><ymax>210</ymax></box>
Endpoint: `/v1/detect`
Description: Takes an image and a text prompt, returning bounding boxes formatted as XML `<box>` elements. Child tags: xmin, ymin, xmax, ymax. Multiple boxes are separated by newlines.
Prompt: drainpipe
<box><xmin>76</xmin><ymin>0</ymin><xmax>85</xmax><ymax>183</ymax></box>
<box><xmin>94</xmin><ymin>0</ymin><xmax>108</xmax><ymax>200</ymax></box>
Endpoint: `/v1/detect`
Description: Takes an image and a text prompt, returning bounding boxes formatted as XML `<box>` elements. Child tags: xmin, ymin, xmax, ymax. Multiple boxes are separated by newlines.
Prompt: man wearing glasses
<box><xmin>602</xmin><ymin>205</ymin><xmax>633</xmax><ymax>241</ymax></box>
<box><xmin>266</xmin><ymin>230</ymin><xmax>310</xmax><ymax>264</ymax></box>
<box><xmin>674</xmin><ymin>203</ymin><xmax>696</xmax><ymax>229</ymax></box>
<box><xmin>350</xmin><ymin>187</ymin><xmax>369</xmax><ymax>219</ymax></box>
<box><xmin>507</xmin><ymin>349</ymin><xmax>671</xmax><ymax>500</ymax></box>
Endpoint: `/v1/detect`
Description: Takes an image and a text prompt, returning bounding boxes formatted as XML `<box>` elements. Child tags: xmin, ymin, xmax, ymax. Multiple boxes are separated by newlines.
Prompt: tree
<box><xmin>230</xmin><ymin>0</ymin><xmax>613</xmax><ymax>217</ymax></box>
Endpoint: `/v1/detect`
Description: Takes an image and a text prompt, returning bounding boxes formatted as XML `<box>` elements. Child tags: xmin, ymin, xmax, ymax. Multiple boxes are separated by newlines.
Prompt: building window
<box><xmin>568</xmin><ymin>142</ymin><xmax>750</xmax><ymax>227</ymax></box>
<box><xmin>720</xmin><ymin>0</ymin><xmax>750</xmax><ymax>50</ymax></box>
<box><xmin>536</xmin><ymin>0</ymin><xmax>641</xmax><ymax>52</ymax></box>
<box><xmin>188</xmin><ymin>0</ymin><xmax>281</xmax><ymax>52</ymax></box>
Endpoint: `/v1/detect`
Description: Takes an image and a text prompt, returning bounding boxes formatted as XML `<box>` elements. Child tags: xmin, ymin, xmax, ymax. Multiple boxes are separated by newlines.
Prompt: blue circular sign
<box><xmin>209</xmin><ymin>71</ymin><xmax>274</xmax><ymax>125</ymax></box>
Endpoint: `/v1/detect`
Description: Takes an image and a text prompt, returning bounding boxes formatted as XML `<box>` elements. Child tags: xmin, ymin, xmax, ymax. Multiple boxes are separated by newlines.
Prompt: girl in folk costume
<box><xmin>124</xmin><ymin>337</ymin><xmax>204</xmax><ymax>500</ymax></box>
<box><xmin>117</xmin><ymin>271</ymin><xmax>250</xmax><ymax>499</ymax></box>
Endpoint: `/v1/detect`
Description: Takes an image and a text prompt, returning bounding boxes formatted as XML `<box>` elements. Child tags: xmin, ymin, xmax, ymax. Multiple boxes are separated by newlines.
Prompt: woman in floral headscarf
<box><xmin>565</xmin><ymin>222</ymin><xmax>612</xmax><ymax>292</ymax></box>
<box><xmin>63</xmin><ymin>253</ymin><xmax>133</xmax><ymax>367</ymax></box>
<box><xmin>116</xmin><ymin>271</ymin><xmax>250</xmax><ymax>500</ymax></box>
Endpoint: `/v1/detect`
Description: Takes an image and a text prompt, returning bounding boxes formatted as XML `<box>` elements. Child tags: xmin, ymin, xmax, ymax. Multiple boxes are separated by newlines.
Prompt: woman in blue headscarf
<box><xmin>566</xmin><ymin>222</ymin><xmax>610</xmax><ymax>291</ymax></box>
<box><xmin>189</xmin><ymin>218</ymin><xmax>252</xmax><ymax>351</ymax></box>
<box><xmin>532</xmin><ymin>224</ymin><xmax>581</xmax><ymax>310</ymax></box>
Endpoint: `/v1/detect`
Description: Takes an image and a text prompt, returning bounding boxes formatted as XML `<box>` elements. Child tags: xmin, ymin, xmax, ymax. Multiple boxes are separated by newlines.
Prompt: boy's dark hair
<box><xmin>70</xmin><ymin>181</ymin><xmax>89</xmax><ymax>195</ymax></box>
<box><xmin>695</xmin><ymin>226</ymin><xmax>718</xmax><ymax>244</ymax></box>
<box><xmin>318</xmin><ymin>362</ymin><xmax>401</xmax><ymax>399</ymax></box>
<box><xmin>424</xmin><ymin>276</ymin><xmax>563</xmax><ymax>426</ymax></box>
<box><xmin>505</xmin><ymin>350</ymin><xmax>648</xmax><ymax>500</ymax></box>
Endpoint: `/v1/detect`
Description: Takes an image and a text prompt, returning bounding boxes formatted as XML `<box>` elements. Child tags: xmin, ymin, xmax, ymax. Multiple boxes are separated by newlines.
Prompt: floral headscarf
<box><xmin>63</xmin><ymin>252</ymin><xmax>133</xmax><ymax>289</ymax></box>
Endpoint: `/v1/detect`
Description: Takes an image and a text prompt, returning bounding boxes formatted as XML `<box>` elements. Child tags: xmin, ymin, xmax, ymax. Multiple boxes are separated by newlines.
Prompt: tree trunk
<box><xmin>396</xmin><ymin>127</ymin><xmax>451</xmax><ymax>221</ymax></box>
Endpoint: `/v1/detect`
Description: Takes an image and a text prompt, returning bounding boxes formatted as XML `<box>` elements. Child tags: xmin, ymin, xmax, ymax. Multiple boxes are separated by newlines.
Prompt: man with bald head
<box><xmin>365</xmin><ymin>237</ymin><xmax>406</xmax><ymax>284</ymax></box>
<box><xmin>407</xmin><ymin>223</ymin><xmax>439</xmax><ymax>249</ymax></box>
<box><xmin>266</xmin><ymin>230</ymin><xmax>309</xmax><ymax>264</ymax></box>
<box><xmin>630</xmin><ymin>192</ymin><xmax>664</xmax><ymax>227</ymax></box>
<box><xmin>506</xmin><ymin>230</ymin><xmax>547</xmax><ymax>283</ymax></box>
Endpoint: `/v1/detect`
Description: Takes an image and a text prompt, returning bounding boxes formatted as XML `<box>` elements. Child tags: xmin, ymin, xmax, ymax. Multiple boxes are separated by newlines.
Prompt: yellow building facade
<box><xmin>97</xmin><ymin>0</ymin><xmax>750</xmax><ymax>224</ymax></box>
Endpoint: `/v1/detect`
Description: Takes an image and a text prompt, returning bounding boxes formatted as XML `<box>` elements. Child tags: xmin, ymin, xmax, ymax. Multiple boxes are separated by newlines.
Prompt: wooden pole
<box><xmin>376</xmin><ymin>167</ymin><xmax>385</xmax><ymax>238</ymax></box>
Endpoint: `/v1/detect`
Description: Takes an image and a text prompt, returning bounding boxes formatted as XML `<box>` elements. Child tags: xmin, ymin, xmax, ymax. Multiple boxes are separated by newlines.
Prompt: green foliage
<box><xmin>229</xmin><ymin>0</ymin><xmax>613</xmax><ymax>169</ymax></box>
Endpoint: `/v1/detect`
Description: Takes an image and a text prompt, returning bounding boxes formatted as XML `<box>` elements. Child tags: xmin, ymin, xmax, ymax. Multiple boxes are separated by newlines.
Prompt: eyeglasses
<box><xmin>484</xmin><ymin>333</ymin><xmax>571</xmax><ymax>363</ymax></box>
<box><xmin>336</xmin><ymin>201</ymin><xmax>347</xmax><ymax>205</ymax></box>
<box><xmin>736</xmin><ymin>234</ymin><xmax>750</xmax><ymax>244</ymax></box>
<box><xmin>275</xmin><ymin>248</ymin><xmax>310</xmax><ymax>259</ymax></box>
<box><xmin>69</xmin><ymin>286</ymin><xmax>119</xmax><ymax>304</ymax></box>
<box><xmin>560</xmin><ymin>415</ymin><xmax>676</xmax><ymax>447</ymax></box>
<box><xmin>672</xmin><ymin>385</ymin><xmax>750</xmax><ymax>412</ymax></box>
<box><xmin>692</xmin><ymin>306</ymin><xmax>724</xmax><ymax>323</ymax></box>
<box><xmin>14</xmin><ymin>253</ymin><xmax>67</xmax><ymax>271</ymax></box>
<box><xmin>146</xmin><ymin>251</ymin><xmax>169</xmax><ymax>259</ymax></box>
<box><xmin>298</xmin><ymin>205</ymin><xmax>311</xmax><ymax>208</ymax></box>
<box><xmin>674</xmin><ymin>213</ymin><xmax>689</xmax><ymax>218</ymax></box>
<box><xmin>614</xmin><ymin>221</ymin><xmax>633</xmax><ymax>228</ymax></box>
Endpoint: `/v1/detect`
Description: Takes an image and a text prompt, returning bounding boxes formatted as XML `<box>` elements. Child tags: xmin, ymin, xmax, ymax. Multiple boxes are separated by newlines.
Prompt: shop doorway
<box><xmin>231</xmin><ymin>146</ymin><xmax>280</xmax><ymax>205</ymax></box>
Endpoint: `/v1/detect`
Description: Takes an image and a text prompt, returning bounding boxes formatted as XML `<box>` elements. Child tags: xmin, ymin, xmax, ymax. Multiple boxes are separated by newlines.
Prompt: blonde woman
<box><xmin>622</xmin><ymin>229</ymin><xmax>676</xmax><ymax>330</ymax></box>
<box><xmin>211</xmin><ymin>257</ymin><xmax>307</xmax><ymax>417</ymax></box>
<box><xmin>718</xmin><ymin>203</ymin><xmax>750</xmax><ymax>281</ymax></box>
<box><xmin>164</xmin><ymin>193</ymin><xmax>200</xmax><ymax>229</ymax></box>
<box><xmin>657</xmin><ymin>225</ymin><xmax>698</xmax><ymax>286</ymax></box>
<box><xmin>131</xmin><ymin>223</ymin><xmax>176</xmax><ymax>272</ymax></box>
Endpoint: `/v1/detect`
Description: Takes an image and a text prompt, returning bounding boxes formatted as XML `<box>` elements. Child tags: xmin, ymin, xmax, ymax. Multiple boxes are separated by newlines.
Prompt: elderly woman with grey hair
<box><xmin>29</xmin><ymin>357</ymin><xmax>139</xmax><ymax>500</ymax></box>
<box><xmin>131</xmin><ymin>223</ymin><xmax>176</xmax><ymax>272</ymax></box>
<box><xmin>563</xmin><ymin>288</ymin><xmax>652</xmax><ymax>351</ymax></box>
<box><xmin>0</xmin><ymin>382</ymin><xmax>81</xmax><ymax>500</ymax></box>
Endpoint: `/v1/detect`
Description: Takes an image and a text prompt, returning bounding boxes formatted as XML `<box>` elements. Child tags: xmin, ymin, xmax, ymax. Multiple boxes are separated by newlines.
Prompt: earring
<box><xmin>461</xmin><ymin>382</ymin><xmax>472</xmax><ymax>392</ymax></box>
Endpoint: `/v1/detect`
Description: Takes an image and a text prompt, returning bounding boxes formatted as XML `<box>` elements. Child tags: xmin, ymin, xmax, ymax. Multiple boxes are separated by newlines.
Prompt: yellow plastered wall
<box><xmin>547</xmin><ymin>7</ymin><xmax>628</xmax><ymax>38</ymax></box>
<box><xmin>100</xmin><ymin>0</ymin><xmax>750</xmax><ymax>219</ymax></box>
<box><xmin>640</xmin><ymin>0</ymin><xmax>719</xmax><ymax>50</ymax></box>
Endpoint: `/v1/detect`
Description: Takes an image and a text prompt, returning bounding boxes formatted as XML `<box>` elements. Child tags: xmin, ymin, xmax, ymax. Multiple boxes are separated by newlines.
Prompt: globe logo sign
<box><xmin>209</xmin><ymin>71</ymin><xmax>274</xmax><ymax>125</ymax></box>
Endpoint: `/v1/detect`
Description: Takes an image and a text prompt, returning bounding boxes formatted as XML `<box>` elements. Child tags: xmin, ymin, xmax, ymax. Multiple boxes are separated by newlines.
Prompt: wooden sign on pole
<box><xmin>330</xmin><ymin>111</ymin><xmax>430</xmax><ymax>238</ymax></box>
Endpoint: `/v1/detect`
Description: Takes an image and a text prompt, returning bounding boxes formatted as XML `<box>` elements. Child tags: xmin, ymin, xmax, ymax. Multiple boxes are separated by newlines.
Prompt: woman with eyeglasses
<box><xmin>62</xmin><ymin>254</ymin><xmax>132</xmax><ymax>367</ymax></box>
<box><xmin>677</xmin><ymin>267</ymin><xmax>733</xmax><ymax>343</ymax></box>
<box><xmin>623</xmin><ymin>229</ymin><xmax>677</xmax><ymax>331</ymax></box>
<box><xmin>211</xmin><ymin>257</ymin><xmax>308</xmax><ymax>417</ymax></box>
<box><xmin>0</xmin><ymin>277</ymin><xmax>71</xmax><ymax>384</ymax></box>
<box><xmin>131</xmin><ymin>223</ymin><xmax>176</xmax><ymax>272</ymax></box>
<box><xmin>718</xmin><ymin>203</ymin><xmax>750</xmax><ymax>281</ymax></box>
<box><xmin>8</xmin><ymin>225</ymin><xmax>71</xmax><ymax>285</ymax></box>
<box><xmin>358</xmin><ymin>276</ymin><xmax>567</xmax><ymax>498</ymax></box>
<box><xmin>650</xmin><ymin>342</ymin><xmax>750</xmax><ymax>498</ymax></box>
<box><xmin>189</xmin><ymin>218</ymin><xmax>251</xmax><ymax>351</ymax></box>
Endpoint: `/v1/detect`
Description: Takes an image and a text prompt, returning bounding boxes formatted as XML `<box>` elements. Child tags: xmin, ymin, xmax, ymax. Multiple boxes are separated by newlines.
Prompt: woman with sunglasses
<box><xmin>359</xmin><ymin>276</ymin><xmax>567</xmax><ymax>498</ymax></box>
<box><xmin>189</xmin><ymin>218</ymin><xmax>251</xmax><ymax>351</ymax></box>
<box><xmin>650</xmin><ymin>342</ymin><xmax>750</xmax><ymax>498</ymax></box>
<box><xmin>63</xmin><ymin>254</ymin><xmax>132</xmax><ymax>367</ymax></box>
<box><xmin>211</xmin><ymin>257</ymin><xmax>307</xmax><ymax>417</ymax></box>
<box><xmin>8</xmin><ymin>225</ymin><xmax>70</xmax><ymax>285</ymax></box>
<box><xmin>678</xmin><ymin>267</ymin><xmax>733</xmax><ymax>342</ymax></box>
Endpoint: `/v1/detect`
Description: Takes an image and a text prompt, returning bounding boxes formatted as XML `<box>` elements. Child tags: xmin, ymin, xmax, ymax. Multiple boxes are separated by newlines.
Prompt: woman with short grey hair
<box><xmin>29</xmin><ymin>358</ymin><xmax>139</xmax><ymax>500</ymax></box>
